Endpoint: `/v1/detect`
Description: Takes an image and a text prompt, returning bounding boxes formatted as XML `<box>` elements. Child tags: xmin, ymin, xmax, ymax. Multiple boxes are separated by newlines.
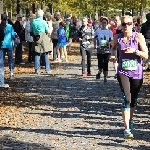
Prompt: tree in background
<box><xmin>3</xmin><ymin>0</ymin><xmax>150</xmax><ymax>18</ymax></box>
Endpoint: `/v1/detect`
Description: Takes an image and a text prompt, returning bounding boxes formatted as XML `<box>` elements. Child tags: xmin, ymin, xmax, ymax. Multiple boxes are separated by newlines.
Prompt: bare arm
<box><xmin>137</xmin><ymin>33</ymin><xmax>148</xmax><ymax>59</ymax></box>
<box><xmin>111</xmin><ymin>35</ymin><xmax>117</xmax><ymax>58</ymax></box>
<box><xmin>93</xmin><ymin>30</ymin><xmax>98</xmax><ymax>49</ymax></box>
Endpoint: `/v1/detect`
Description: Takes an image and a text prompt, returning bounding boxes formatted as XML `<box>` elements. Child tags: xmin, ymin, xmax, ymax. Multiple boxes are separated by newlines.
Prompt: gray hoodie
<box><xmin>51</xmin><ymin>21</ymin><xmax>59</xmax><ymax>39</ymax></box>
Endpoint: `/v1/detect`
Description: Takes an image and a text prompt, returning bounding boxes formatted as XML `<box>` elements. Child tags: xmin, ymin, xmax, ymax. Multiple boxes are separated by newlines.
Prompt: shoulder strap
<box><xmin>133</xmin><ymin>32</ymin><xmax>139</xmax><ymax>42</ymax></box>
<box><xmin>116</xmin><ymin>33</ymin><xmax>123</xmax><ymax>43</ymax></box>
<box><xmin>132</xmin><ymin>31</ymin><xmax>138</xmax><ymax>37</ymax></box>
<box><xmin>132</xmin><ymin>32</ymin><xmax>138</xmax><ymax>40</ymax></box>
<box><xmin>117</xmin><ymin>33</ymin><xmax>123</xmax><ymax>38</ymax></box>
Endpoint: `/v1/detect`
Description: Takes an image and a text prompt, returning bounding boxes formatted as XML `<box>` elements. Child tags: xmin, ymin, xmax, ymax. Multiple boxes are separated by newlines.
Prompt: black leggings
<box><xmin>117</xmin><ymin>73</ymin><xmax>143</xmax><ymax>108</ymax></box>
<box><xmin>28</xmin><ymin>42</ymin><xmax>35</xmax><ymax>62</ymax></box>
<box><xmin>97</xmin><ymin>53</ymin><xmax>110</xmax><ymax>71</ymax></box>
<box><xmin>80</xmin><ymin>47</ymin><xmax>92</xmax><ymax>74</ymax></box>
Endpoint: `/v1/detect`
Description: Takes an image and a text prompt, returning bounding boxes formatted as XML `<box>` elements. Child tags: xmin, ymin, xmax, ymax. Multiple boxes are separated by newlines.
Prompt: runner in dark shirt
<box><xmin>111</xmin><ymin>16</ymin><xmax>122</xmax><ymax>78</ymax></box>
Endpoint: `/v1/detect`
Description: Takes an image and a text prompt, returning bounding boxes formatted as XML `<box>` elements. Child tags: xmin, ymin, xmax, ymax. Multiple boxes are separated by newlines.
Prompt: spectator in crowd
<box><xmin>7</xmin><ymin>16</ymin><xmax>14</xmax><ymax>27</ymax></box>
<box><xmin>88</xmin><ymin>18</ymin><xmax>93</xmax><ymax>28</ymax></box>
<box><xmin>56</xmin><ymin>21</ymin><xmax>68</xmax><ymax>62</ymax></box>
<box><xmin>54</xmin><ymin>11</ymin><xmax>61</xmax><ymax>20</ymax></box>
<box><xmin>46</xmin><ymin>14</ymin><xmax>53</xmax><ymax>35</ymax></box>
<box><xmin>78</xmin><ymin>17</ymin><xmax>95</xmax><ymax>76</ymax></box>
<box><xmin>25</xmin><ymin>14</ymin><xmax>36</xmax><ymax>63</ymax></box>
<box><xmin>92</xmin><ymin>19</ymin><xmax>100</xmax><ymax>31</ymax></box>
<box><xmin>65</xmin><ymin>19</ymin><xmax>72</xmax><ymax>52</ymax></box>
<box><xmin>14</xmin><ymin>14</ymin><xmax>25</xmax><ymax>65</ymax></box>
<box><xmin>46</xmin><ymin>14</ymin><xmax>53</xmax><ymax>59</ymax></box>
<box><xmin>52</xmin><ymin>12</ymin><xmax>61</xmax><ymax>62</ymax></box>
<box><xmin>0</xmin><ymin>14</ymin><xmax>16</xmax><ymax>88</ymax></box>
<box><xmin>136</xmin><ymin>18</ymin><xmax>141</xmax><ymax>33</ymax></box>
<box><xmin>30</xmin><ymin>9</ymin><xmax>51</xmax><ymax>74</ymax></box>
<box><xmin>141</xmin><ymin>12</ymin><xmax>147</xmax><ymax>24</ymax></box>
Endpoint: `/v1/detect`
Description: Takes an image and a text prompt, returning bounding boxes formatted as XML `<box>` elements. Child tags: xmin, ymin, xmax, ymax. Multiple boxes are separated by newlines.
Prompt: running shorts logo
<box><xmin>122</xmin><ymin>59</ymin><xmax>138</xmax><ymax>70</ymax></box>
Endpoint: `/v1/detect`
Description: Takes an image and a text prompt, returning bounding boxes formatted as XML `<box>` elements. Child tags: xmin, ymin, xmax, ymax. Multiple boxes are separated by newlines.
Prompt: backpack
<box><xmin>0</xmin><ymin>24</ymin><xmax>5</xmax><ymax>42</ymax></box>
<box><xmin>65</xmin><ymin>24</ymin><xmax>70</xmax><ymax>38</ymax></box>
<box><xmin>69</xmin><ymin>22</ymin><xmax>76</xmax><ymax>38</ymax></box>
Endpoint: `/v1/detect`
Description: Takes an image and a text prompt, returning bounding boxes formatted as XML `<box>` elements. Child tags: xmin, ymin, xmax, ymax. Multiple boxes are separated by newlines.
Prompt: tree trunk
<box><xmin>122</xmin><ymin>9</ymin><xmax>124</xmax><ymax>16</ymax></box>
<box><xmin>100</xmin><ymin>9</ymin><xmax>102</xmax><ymax>17</ymax></box>
<box><xmin>131</xmin><ymin>8</ymin><xmax>134</xmax><ymax>16</ymax></box>
<box><xmin>122</xmin><ymin>3</ymin><xmax>125</xmax><ymax>16</ymax></box>
<box><xmin>89</xmin><ymin>14</ymin><xmax>91</xmax><ymax>19</ymax></box>
<box><xmin>140</xmin><ymin>5</ymin><xmax>143</xmax><ymax>16</ymax></box>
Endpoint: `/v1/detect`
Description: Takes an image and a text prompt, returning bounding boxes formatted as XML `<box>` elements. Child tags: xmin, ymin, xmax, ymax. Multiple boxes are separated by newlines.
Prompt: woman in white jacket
<box><xmin>46</xmin><ymin>14</ymin><xmax>53</xmax><ymax>59</ymax></box>
<box><xmin>46</xmin><ymin>15</ymin><xmax>53</xmax><ymax>35</ymax></box>
<box><xmin>25</xmin><ymin>14</ymin><xmax>36</xmax><ymax>63</ymax></box>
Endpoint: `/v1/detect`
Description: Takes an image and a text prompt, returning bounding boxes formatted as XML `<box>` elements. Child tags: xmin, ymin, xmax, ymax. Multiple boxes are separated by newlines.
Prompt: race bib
<box><xmin>99</xmin><ymin>40</ymin><xmax>109</xmax><ymax>53</ymax></box>
<box><xmin>100</xmin><ymin>40</ymin><xmax>107</xmax><ymax>47</ymax></box>
<box><xmin>122</xmin><ymin>59</ymin><xmax>138</xmax><ymax>70</ymax></box>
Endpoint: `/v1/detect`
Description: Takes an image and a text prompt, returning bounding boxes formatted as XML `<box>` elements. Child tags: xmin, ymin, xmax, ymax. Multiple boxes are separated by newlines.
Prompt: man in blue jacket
<box><xmin>0</xmin><ymin>14</ymin><xmax>15</xmax><ymax>88</ymax></box>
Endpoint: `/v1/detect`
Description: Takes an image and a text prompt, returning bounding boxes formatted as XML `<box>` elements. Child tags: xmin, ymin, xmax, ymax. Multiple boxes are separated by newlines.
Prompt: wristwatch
<box><xmin>134</xmin><ymin>49</ymin><xmax>139</xmax><ymax>54</ymax></box>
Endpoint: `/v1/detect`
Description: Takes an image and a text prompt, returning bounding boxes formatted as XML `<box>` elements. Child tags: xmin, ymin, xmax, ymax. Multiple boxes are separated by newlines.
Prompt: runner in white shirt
<box><xmin>94</xmin><ymin>17</ymin><xmax>113</xmax><ymax>84</ymax></box>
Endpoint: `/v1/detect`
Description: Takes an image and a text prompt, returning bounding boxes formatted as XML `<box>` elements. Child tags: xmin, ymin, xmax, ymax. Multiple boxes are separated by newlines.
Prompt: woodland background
<box><xmin>2</xmin><ymin>0</ymin><xmax>150</xmax><ymax>18</ymax></box>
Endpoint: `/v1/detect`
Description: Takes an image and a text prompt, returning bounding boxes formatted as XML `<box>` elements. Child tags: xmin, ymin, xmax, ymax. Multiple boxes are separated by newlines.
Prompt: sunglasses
<box><xmin>122</xmin><ymin>22</ymin><xmax>132</xmax><ymax>26</ymax></box>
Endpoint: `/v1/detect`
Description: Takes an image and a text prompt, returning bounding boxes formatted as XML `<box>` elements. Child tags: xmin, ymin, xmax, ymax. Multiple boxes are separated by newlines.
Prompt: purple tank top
<box><xmin>117</xmin><ymin>32</ymin><xmax>143</xmax><ymax>79</ymax></box>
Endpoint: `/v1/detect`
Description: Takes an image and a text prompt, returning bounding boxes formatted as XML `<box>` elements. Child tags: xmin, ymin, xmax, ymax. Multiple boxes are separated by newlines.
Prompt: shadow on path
<box><xmin>0</xmin><ymin>135</ymin><xmax>52</xmax><ymax>150</ymax></box>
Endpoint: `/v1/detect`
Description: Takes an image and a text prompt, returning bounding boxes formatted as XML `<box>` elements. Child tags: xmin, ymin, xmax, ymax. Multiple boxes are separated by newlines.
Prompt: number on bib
<box><xmin>122</xmin><ymin>59</ymin><xmax>138</xmax><ymax>70</ymax></box>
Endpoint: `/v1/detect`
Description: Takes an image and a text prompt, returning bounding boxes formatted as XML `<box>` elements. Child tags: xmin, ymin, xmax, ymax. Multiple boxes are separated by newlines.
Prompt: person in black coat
<box><xmin>14</xmin><ymin>14</ymin><xmax>25</xmax><ymax>64</ymax></box>
<box><xmin>7</xmin><ymin>17</ymin><xmax>14</xmax><ymax>28</ymax></box>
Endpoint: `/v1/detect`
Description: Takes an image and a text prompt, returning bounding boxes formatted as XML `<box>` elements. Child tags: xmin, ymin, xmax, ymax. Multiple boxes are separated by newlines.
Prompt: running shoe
<box><xmin>58</xmin><ymin>59</ymin><xmax>62</xmax><ymax>63</ymax></box>
<box><xmin>96</xmin><ymin>71</ymin><xmax>102</xmax><ymax>79</ymax></box>
<box><xmin>114</xmin><ymin>74</ymin><xmax>117</xmax><ymax>79</ymax></box>
<box><xmin>129</xmin><ymin>121</ymin><xmax>134</xmax><ymax>134</ymax></box>
<box><xmin>61</xmin><ymin>55</ymin><xmax>65</xmax><ymax>59</ymax></box>
<box><xmin>104</xmin><ymin>79</ymin><xmax>107</xmax><ymax>84</ymax></box>
<box><xmin>45</xmin><ymin>71</ymin><xmax>51</xmax><ymax>74</ymax></box>
<box><xmin>82</xmin><ymin>73</ymin><xmax>87</xmax><ymax>77</ymax></box>
<box><xmin>87</xmin><ymin>73</ymin><xmax>91</xmax><ymax>76</ymax></box>
<box><xmin>35</xmin><ymin>70</ymin><xmax>40</xmax><ymax>75</ymax></box>
<box><xmin>0</xmin><ymin>84</ymin><xmax>9</xmax><ymax>88</ymax></box>
<box><xmin>124</xmin><ymin>129</ymin><xmax>134</xmax><ymax>139</ymax></box>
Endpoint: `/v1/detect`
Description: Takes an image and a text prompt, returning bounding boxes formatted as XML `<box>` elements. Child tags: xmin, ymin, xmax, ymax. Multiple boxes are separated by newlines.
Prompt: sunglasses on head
<box><xmin>122</xmin><ymin>22</ymin><xmax>132</xmax><ymax>26</ymax></box>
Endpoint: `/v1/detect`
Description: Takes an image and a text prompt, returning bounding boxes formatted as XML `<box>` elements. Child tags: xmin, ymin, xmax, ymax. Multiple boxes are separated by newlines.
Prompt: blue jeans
<box><xmin>40</xmin><ymin>53</ymin><xmax>45</xmax><ymax>66</ymax></box>
<box><xmin>34</xmin><ymin>52</ymin><xmax>50</xmax><ymax>72</ymax></box>
<box><xmin>3</xmin><ymin>48</ymin><xmax>14</xmax><ymax>74</ymax></box>
<box><xmin>0</xmin><ymin>50</ymin><xmax>4</xmax><ymax>84</ymax></box>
